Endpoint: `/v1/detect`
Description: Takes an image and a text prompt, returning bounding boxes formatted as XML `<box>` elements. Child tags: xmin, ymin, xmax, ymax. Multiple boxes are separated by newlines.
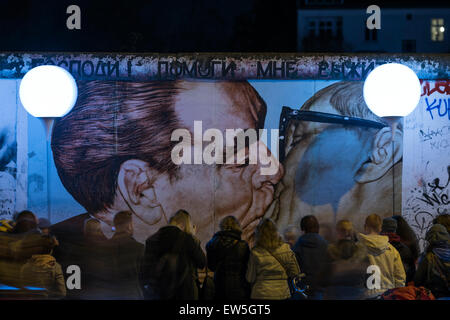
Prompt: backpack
<box><xmin>380</xmin><ymin>285</ymin><xmax>435</xmax><ymax>300</ymax></box>
<box><xmin>429</xmin><ymin>253</ymin><xmax>450</xmax><ymax>293</ymax></box>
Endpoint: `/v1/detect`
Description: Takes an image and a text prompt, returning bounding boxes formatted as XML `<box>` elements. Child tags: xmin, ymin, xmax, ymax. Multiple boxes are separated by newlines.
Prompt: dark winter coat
<box><xmin>79</xmin><ymin>237</ymin><xmax>115</xmax><ymax>299</ymax></box>
<box><xmin>0</xmin><ymin>231</ymin><xmax>55</xmax><ymax>287</ymax></box>
<box><xmin>142</xmin><ymin>225</ymin><xmax>206</xmax><ymax>300</ymax></box>
<box><xmin>51</xmin><ymin>213</ymin><xmax>91</xmax><ymax>299</ymax></box>
<box><xmin>415</xmin><ymin>224</ymin><xmax>450</xmax><ymax>298</ymax></box>
<box><xmin>206</xmin><ymin>230</ymin><xmax>250</xmax><ymax>299</ymax></box>
<box><xmin>0</xmin><ymin>231</ymin><xmax>21</xmax><ymax>286</ymax></box>
<box><xmin>108</xmin><ymin>232</ymin><xmax>145</xmax><ymax>299</ymax></box>
<box><xmin>322</xmin><ymin>239</ymin><xmax>370</xmax><ymax>300</ymax></box>
<box><xmin>292</xmin><ymin>233</ymin><xmax>329</xmax><ymax>295</ymax></box>
<box><xmin>382</xmin><ymin>232</ymin><xmax>416</xmax><ymax>283</ymax></box>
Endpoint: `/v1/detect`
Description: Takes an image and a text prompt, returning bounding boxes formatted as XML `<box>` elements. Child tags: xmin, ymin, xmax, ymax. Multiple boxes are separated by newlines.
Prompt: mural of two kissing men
<box><xmin>50</xmin><ymin>80</ymin><xmax>400</xmax><ymax>298</ymax></box>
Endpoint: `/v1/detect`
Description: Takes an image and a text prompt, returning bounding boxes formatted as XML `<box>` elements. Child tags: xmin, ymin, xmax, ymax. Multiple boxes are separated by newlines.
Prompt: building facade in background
<box><xmin>297</xmin><ymin>0</ymin><xmax>450</xmax><ymax>53</ymax></box>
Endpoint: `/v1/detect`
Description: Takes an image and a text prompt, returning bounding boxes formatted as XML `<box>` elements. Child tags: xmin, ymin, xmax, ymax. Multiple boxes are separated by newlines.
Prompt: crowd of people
<box><xmin>0</xmin><ymin>209</ymin><xmax>449</xmax><ymax>300</ymax></box>
<box><xmin>0</xmin><ymin>211</ymin><xmax>65</xmax><ymax>298</ymax></box>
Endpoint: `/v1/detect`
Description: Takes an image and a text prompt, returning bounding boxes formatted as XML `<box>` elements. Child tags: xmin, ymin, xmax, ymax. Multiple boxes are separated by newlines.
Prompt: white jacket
<box><xmin>358</xmin><ymin>233</ymin><xmax>406</xmax><ymax>297</ymax></box>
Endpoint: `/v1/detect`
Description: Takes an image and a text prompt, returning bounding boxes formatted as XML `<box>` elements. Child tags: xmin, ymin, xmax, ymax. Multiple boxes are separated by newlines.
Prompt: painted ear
<box><xmin>354</xmin><ymin>126</ymin><xmax>402</xmax><ymax>184</ymax></box>
<box><xmin>117</xmin><ymin>159</ymin><xmax>159</xmax><ymax>206</ymax></box>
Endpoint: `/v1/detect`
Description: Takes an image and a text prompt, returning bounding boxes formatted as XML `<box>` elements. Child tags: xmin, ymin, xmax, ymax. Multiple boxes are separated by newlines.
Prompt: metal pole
<box><xmin>46</xmin><ymin>139</ymin><xmax>51</xmax><ymax>221</ymax></box>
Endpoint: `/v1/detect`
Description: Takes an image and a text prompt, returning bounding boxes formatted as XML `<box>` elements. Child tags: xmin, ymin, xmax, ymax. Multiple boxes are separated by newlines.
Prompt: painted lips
<box><xmin>241</xmin><ymin>182</ymin><xmax>275</xmax><ymax>243</ymax></box>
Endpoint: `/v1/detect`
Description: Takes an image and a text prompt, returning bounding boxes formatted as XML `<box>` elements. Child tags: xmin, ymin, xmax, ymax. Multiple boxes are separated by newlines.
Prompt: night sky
<box><xmin>0</xmin><ymin>0</ymin><xmax>448</xmax><ymax>52</ymax></box>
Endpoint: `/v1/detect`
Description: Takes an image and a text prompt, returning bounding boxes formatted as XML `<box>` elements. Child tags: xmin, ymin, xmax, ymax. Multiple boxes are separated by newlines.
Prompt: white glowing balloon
<box><xmin>19</xmin><ymin>65</ymin><xmax>77</xmax><ymax>118</ymax></box>
<box><xmin>363</xmin><ymin>63</ymin><xmax>421</xmax><ymax>118</ymax></box>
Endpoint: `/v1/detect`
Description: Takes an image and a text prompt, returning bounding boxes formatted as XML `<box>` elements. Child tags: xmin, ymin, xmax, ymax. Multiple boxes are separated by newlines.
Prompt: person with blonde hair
<box><xmin>358</xmin><ymin>214</ymin><xmax>406</xmax><ymax>297</ymax></box>
<box><xmin>246</xmin><ymin>219</ymin><xmax>300</xmax><ymax>300</ymax></box>
<box><xmin>323</xmin><ymin>219</ymin><xmax>369</xmax><ymax>300</ymax></box>
<box><xmin>335</xmin><ymin>219</ymin><xmax>355</xmax><ymax>241</ymax></box>
<box><xmin>206</xmin><ymin>215</ymin><xmax>250</xmax><ymax>299</ymax></box>
<box><xmin>142</xmin><ymin>209</ymin><xmax>206</xmax><ymax>299</ymax></box>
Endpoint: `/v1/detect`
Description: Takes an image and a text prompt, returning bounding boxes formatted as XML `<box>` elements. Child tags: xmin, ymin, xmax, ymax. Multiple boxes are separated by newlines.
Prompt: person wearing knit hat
<box><xmin>381</xmin><ymin>217</ymin><xmax>415</xmax><ymax>284</ymax></box>
<box><xmin>382</xmin><ymin>217</ymin><xmax>398</xmax><ymax>234</ymax></box>
<box><xmin>38</xmin><ymin>218</ymin><xmax>52</xmax><ymax>236</ymax></box>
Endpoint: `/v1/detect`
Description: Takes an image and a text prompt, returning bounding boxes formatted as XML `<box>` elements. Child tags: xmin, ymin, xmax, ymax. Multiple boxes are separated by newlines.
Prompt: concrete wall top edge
<box><xmin>0</xmin><ymin>52</ymin><xmax>448</xmax><ymax>81</ymax></box>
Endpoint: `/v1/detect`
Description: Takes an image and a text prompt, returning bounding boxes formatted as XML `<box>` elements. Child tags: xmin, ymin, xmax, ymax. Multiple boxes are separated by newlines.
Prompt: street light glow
<box><xmin>19</xmin><ymin>65</ymin><xmax>78</xmax><ymax>118</ymax></box>
<box><xmin>363</xmin><ymin>63</ymin><xmax>421</xmax><ymax>118</ymax></box>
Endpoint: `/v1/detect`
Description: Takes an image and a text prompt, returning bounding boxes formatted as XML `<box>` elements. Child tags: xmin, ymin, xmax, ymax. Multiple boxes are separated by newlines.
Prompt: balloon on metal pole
<box><xmin>363</xmin><ymin>63</ymin><xmax>421</xmax><ymax>216</ymax></box>
<box><xmin>19</xmin><ymin>65</ymin><xmax>78</xmax><ymax>221</ymax></box>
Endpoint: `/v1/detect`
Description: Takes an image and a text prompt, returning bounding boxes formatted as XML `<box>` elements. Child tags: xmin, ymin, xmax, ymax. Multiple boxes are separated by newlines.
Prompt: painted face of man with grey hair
<box><xmin>265</xmin><ymin>81</ymin><xmax>403</xmax><ymax>241</ymax></box>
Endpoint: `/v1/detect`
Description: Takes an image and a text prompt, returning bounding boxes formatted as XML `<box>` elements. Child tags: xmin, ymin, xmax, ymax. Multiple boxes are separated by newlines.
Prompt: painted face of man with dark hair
<box><xmin>53</xmin><ymin>80</ymin><xmax>283</xmax><ymax>247</ymax></box>
<box><xmin>133</xmin><ymin>81</ymin><xmax>283</xmax><ymax>244</ymax></box>
<box><xmin>266</xmin><ymin>81</ymin><xmax>403</xmax><ymax>240</ymax></box>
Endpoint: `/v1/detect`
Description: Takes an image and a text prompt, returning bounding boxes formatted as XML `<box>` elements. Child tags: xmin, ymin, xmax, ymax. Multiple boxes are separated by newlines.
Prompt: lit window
<box><xmin>431</xmin><ymin>19</ymin><xmax>445</xmax><ymax>41</ymax></box>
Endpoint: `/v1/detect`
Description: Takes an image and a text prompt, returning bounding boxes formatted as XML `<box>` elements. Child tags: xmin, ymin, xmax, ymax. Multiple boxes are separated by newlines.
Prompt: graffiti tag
<box><xmin>405</xmin><ymin>166</ymin><xmax>450</xmax><ymax>250</ymax></box>
<box><xmin>425</xmin><ymin>97</ymin><xmax>450</xmax><ymax>120</ymax></box>
<box><xmin>421</xmin><ymin>80</ymin><xmax>450</xmax><ymax>97</ymax></box>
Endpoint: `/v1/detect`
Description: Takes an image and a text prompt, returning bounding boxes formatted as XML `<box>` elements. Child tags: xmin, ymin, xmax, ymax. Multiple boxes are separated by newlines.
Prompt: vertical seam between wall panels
<box><xmin>213</xmin><ymin>83</ymin><xmax>216</xmax><ymax>236</ymax></box>
<box><xmin>114</xmin><ymin>82</ymin><xmax>118</xmax><ymax>155</ymax></box>
<box><xmin>392</xmin><ymin>135</ymin><xmax>395</xmax><ymax>215</ymax></box>
<box><xmin>15</xmin><ymin>80</ymin><xmax>18</xmax><ymax>217</ymax></box>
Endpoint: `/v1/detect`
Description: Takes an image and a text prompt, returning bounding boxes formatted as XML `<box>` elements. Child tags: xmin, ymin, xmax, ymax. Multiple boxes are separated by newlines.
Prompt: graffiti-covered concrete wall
<box><xmin>403</xmin><ymin>80</ymin><xmax>450</xmax><ymax>251</ymax></box>
<box><xmin>0</xmin><ymin>79</ymin><xmax>27</xmax><ymax>219</ymax></box>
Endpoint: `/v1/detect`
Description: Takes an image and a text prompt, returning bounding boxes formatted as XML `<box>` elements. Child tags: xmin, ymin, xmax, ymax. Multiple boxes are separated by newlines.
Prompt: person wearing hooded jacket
<box><xmin>206</xmin><ymin>216</ymin><xmax>250</xmax><ymax>300</ymax></box>
<box><xmin>0</xmin><ymin>210</ymin><xmax>58</xmax><ymax>289</ymax></box>
<box><xmin>414</xmin><ymin>224</ymin><xmax>450</xmax><ymax>299</ymax></box>
<box><xmin>358</xmin><ymin>214</ymin><xmax>406</xmax><ymax>298</ymax></box>
<box><xmin>20</xmin><ymin>243</ymin><xmax>66</xmax><ymax>299</ymax></box>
